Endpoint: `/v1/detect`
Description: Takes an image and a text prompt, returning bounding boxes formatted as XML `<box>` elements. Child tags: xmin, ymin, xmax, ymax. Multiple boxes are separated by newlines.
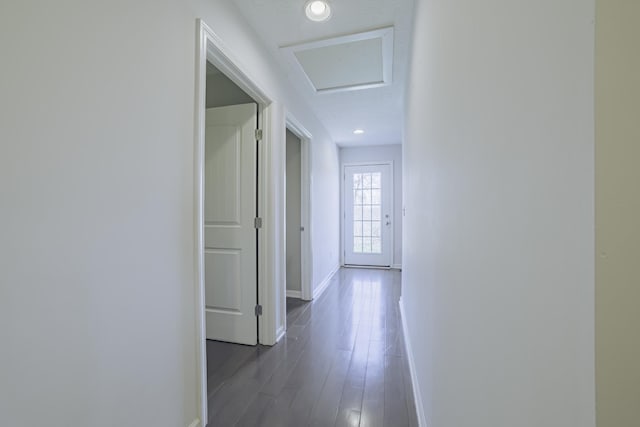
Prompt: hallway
<box><xmin>206</xmin><ymin>268</ymin><xmax>418</xmax><ymax>426</ymax></box>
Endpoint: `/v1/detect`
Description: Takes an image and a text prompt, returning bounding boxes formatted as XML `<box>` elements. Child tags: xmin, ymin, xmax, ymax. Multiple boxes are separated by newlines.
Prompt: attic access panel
<box><xmin>282</xmin><ymin>27</ymin><xmax>394</xmax><ymax>94</ymax></box>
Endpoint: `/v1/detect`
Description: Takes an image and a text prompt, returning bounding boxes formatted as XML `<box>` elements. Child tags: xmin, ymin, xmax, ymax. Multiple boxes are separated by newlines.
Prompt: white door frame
<box><xmin>285</xmin><ymin>114</ymin><xmax>313</xmax><ymax>301</ymax></box>
<box><xmin>341</xmin><ymin>161</ymin><xmax>395</xmax><ymax>267</ymax></box>
<box><xmin>194</xmin><ymin>19</ymin><xmax>281</xmax><ymax>425</ymax></box>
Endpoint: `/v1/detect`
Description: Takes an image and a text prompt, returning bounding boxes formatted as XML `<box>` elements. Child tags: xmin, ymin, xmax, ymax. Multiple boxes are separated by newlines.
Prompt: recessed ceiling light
<box><xmin>353</xmin><ymin>129</ymin><xmax>365</xmax><ymax>134</ymax></box>
<box><xmin>305</xmin><ymin>1</ymin><xmax>331</xmax><ymax>22</ymax></box>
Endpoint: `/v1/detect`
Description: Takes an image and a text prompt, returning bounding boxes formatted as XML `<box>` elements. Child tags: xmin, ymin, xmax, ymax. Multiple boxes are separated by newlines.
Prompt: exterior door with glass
<box><xmin>344</xmin><ymin>163</ymin><xmax>392</xmax><ymax>267</ymax></box>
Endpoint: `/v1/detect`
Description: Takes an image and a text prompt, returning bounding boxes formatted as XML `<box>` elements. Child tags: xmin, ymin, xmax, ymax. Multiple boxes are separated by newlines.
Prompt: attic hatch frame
<box><xmin>281</xmin><ymin>26</ymin><xmax>394</xmax><ymax>94</ymax></box>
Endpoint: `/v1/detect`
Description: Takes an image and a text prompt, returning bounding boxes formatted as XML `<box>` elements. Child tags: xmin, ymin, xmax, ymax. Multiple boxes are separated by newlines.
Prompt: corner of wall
<box><xmin>313</xmin><ymin>263</ymin><xmax>340</xmax><ymax>300</ymax></box>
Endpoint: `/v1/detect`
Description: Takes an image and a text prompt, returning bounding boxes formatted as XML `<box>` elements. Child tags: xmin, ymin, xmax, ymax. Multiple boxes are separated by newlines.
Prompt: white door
<box><xmin>344</xmin><ymin>164</ymin><xmax>393</xmax><ymax>267</ymax></box>
<box><xmin>204</xmin><ymin>103</ymin><xmax>258</xmax><ymax>345</ymax></box>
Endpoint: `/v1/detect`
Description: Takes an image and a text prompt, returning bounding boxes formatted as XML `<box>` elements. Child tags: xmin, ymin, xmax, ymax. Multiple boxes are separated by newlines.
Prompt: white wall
<box><xmin>308</xmin><ymin>134</ymin><xmax>341</xmax><ymax>291</ymax></box>
<box><xmin>0</xmin><ymin>0</ymin><xmax>340</xmax><ymax>426</ymax></box>
<box><xmin>402</xmin><ymin>1</ymin><xmax>595</xmax><ymax>426</ymax></box>
<box><xmin>0</xmin><ymin>1</ymin><xmax>197</xmax><ymax>425</ymax></box>
<box><xmin>340</xmin><ymin>145</ymin><xmax>403</xmax><ymax>267</ymax></box>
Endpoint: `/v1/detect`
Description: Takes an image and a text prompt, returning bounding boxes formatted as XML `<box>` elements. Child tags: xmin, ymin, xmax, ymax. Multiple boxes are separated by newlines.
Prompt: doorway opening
<box><xmin>285</xmin><ymin>117</ymin><xmax>313</xmax><ymax>302</ymax></box>
<box><xmin>286</xmin><ymin>129</ymin><xmax>303</xmax><ymax>299</ymax></box>
<box><xmin>194</xmin><ymin>19</ymin><xmax>276</xmax><ymax>425</ymax></box>
<box><xmin>203</xmin><ymin>80</ymin><xmax>258</xmax><ymax>345</ymax></box>
<box><xmin>342</xmin><ymin>162</ymin><xmax>394</xmax><ymax>268</ymax></box>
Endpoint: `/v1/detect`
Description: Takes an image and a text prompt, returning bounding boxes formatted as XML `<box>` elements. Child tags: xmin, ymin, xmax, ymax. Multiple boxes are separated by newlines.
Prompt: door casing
<box><xmin>285</xmin><ymin>114</ymin><xmax>314</xmax><ymax>301</ymax></box>
<box><xmin>194</xmin><ymin>19</ymin><xmax>281</xmax><ymax>426</ymax></box>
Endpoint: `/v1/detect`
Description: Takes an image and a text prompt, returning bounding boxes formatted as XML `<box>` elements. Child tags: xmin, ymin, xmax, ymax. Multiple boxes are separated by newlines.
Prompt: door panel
<box><xmin>204</xmin><ymin>249</ymin><xmax>241</xmax><ymax>312</ymax></box>
<box><xmin>204</xmin><ymin>103</ymin><xmax>258</xmax><ymax>345</ymax></box>
<box><xmin>344</xmin><ymin>164</ymin><xmax>392</xmax><ymax>267</ymax></box>
<box><xmin>204</xmin><ymin>125</ymin><xmax>241</xmax><ymax>224</ymax></box>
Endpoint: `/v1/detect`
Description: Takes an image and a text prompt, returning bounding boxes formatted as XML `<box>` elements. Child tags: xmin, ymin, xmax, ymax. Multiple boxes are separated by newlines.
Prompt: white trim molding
<box><xmin>399</xmin><ymin>297</ymin><xmax>427</xmax><ymax>427</ymax></box>
<box><xmin>194</xmin><ymin>19</ymin><xmax>209</xmax><ymax>426</ymax></box>
<box><xmin>286</xmin><ymin>289</ymin><xmax>302</xmax><ymax>298</ymax></box>
<box><xmin>313</xmin><ymin>264</ymin><xmax>340</xmax><ymax>300</ymax></box>
<box><xmin>187</xmin><ymin>419</ymin><xmax>201</xmax><ymax>427</ymax></box>
<box><xmin>194</xmin><ymin>18</ymin><xmax>278</xmax><ymax>424</ymax></box>
<box><xmin>257</xmin><ymin>103</ymin><xmax>280</xmax><ymax>347</ymax></box>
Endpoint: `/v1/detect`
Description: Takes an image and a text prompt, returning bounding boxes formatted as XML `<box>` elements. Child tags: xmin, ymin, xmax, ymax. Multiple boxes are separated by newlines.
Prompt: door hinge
<box><xmin>255</xmin><ymin>304</ymin><xmax>263</xmax><ymax>316</ymax></box>
<box><xmin>255</xmin><ymin>129</ymin><xmax>263</xmax><ymax>140</ymax></box>
<box><xmin>254</xmin><ymin>217</ymin><xmax>263</xmax><ymax>229</ymax></box>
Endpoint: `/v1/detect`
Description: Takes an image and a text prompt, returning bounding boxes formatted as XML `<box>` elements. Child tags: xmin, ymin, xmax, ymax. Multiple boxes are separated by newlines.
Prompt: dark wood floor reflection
<box><xmin>206</xmin><ymin>268</ymin><xmax>418</xmax><ymax>427</ymax></box>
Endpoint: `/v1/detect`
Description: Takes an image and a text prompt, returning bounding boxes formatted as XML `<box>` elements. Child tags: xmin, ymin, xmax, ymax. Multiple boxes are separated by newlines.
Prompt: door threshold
<box><xmin>343</xmin><ymin>264</ymin><xmax>391</xmax><ymax>270</ymax></box>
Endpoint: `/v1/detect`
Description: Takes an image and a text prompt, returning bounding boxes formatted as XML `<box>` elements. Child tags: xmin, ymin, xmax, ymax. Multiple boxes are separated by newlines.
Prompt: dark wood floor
<box><xmin>206</xmin><ymin>268</ymin><xmax>418</xmax><ymax>427</ymax></box>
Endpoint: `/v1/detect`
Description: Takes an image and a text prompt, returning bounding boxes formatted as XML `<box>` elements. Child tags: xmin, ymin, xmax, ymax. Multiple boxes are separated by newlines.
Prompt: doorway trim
<box><xmin>341</xmin><ymin>161</ymin><xmax>395</xmax><ymax>268</ymax></box>
<box><xmin>194</xmin><ymin>18</ymin><xmax>277</xmax><ymax>425</ymax></box>
<box><xmin>285</xmin><ymin>113</ymin><xmax>313</xmax><ymax>301</ymax></box>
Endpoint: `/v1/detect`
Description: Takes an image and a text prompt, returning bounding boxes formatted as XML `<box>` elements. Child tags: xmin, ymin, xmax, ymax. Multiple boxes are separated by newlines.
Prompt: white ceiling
<box><xmin>232</xmin><ymin>0</ymin><xmax>416</xmax><ymax>147</ymax></box>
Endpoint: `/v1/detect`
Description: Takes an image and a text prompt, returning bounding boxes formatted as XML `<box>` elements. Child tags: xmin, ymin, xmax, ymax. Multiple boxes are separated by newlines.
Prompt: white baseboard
<box><xmin>275</xmin><ymin>325</ymin><xmax>286</xmax><ymax>343</ymax></box>
<box><xmin>313</xmin><ymin>263</ymin><xmax>340</xmax><ymax>300</ymax></box>
<box><xmin>187</xmin><ymin>419</ymin><xmax>201</xmax><ymax>427</ymax></box>
<box><xmin>399</xmin><ymin>297</ymin><xmax>427</xmax><ymax>427</ymax></box>
<box><xmin>343</xmin><ymin>264</ymin><xmax>389</xmax><ymax>270</ymax></box>
<box><xmin>286</xmin><ymin>289</ymin><xmax>302</xmax><ymax>298</ymax></box>
<box><xmin>392</xmin><ymin>263</ymin><xmax>402</xmax><ymax>270</ymax></box>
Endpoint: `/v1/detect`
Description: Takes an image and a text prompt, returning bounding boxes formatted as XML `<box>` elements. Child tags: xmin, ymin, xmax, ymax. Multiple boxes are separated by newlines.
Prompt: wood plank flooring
<box><xmin>206</xmin><ymin>268</ymin><xmax>418</xmax><ymax>427</ymax></box>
